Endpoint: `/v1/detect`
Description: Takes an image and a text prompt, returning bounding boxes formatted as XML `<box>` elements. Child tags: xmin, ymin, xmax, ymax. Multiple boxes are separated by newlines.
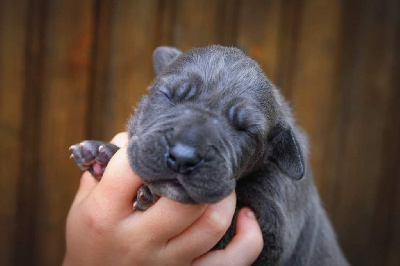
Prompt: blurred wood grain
<box><xmin>0</xmin><ymin>1</ymin><xmax>27</xmax><ymax>265</ymax></box>
<box><xmin>0</xmin><ymin>0</ymin><xmax>399</xmax><ymax>265</ymax></box>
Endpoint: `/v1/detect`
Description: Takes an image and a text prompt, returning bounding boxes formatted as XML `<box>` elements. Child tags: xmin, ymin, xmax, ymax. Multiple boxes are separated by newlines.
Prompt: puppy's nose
<box><xmin>167</xmin><ymin>142</ymin><xmax>202</xmax><ymax>174</ymax></box>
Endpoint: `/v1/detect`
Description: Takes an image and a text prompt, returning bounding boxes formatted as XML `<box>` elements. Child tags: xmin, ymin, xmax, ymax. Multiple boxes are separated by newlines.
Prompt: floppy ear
<box><xmin>267</xmin><ymin>123</ymin><xmax>305</xmax><ymax>180</ymax></box>
<box><xmin>153</xmin><ymin>46</ymin><xmax>182</xmax><ymax>75</ymax></box>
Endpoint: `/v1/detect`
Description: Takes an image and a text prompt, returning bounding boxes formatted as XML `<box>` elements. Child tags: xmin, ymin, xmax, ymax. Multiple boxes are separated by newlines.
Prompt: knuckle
<box><xmin>204</xmin><ymin>210</ymin><xmax>230</xmax><ymax>235</ymax></box>
<box><xmin>140</xmin><ymin>231</ymin><xmax>159</xmax><ymax>247</ymax></box>
<box><xmin>84</xmin><ymin>211</ymin><xmax>106</xmax><ymax>236</ymax></box>
<box><xmin>81</xmin><ymin>196</ymin><xmax>110</xmax><ymax>236</ymax></box>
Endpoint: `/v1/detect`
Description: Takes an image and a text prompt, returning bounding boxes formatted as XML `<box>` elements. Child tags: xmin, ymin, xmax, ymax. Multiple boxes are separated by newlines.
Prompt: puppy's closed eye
<box><xmin>158</xmin><ymin>86</ymin><xmax>173</xmax><ymax>102</ymax></box>
<box><xmin>158</xmin><ymin>83</ymin><xmax>197</xmax><ymax>103</ymax></box>
<box><xmin>174</xmin><ymin>83</ymin><xmax>197</xmax><ymax>101</ymax></box>
<box><xmin>228</xmin><ymin>104</ymin><xmax>265</xmax><ymax>136</ymax></box>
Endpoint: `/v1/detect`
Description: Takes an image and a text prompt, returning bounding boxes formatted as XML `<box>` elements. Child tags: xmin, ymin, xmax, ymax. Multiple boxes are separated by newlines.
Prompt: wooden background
<box><xmin>0</xmin><ymin>0</ymin><xmax>399</xmax><ymax>265</ymax></box>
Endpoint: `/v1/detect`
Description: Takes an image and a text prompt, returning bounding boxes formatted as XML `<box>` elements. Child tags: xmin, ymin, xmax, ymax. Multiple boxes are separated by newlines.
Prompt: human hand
<box><xmin>64</xmin><ymin>133</ymin><xmax>263</xmax><ymax>266</ymax></box>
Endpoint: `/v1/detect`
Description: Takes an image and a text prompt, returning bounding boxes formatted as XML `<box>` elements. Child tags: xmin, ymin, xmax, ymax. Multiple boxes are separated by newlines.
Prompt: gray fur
<box><xmin>153</xmin><ymin>46</ymin><xmax>182</xmax><ymax>75</ymax></box>
<box><xmin>126</xmin><ymin>45</ymin><xmax>348</xmax><ymax>265</ymax></box>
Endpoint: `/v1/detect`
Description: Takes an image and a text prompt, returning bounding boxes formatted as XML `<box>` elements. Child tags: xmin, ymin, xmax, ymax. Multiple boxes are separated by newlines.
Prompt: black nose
<box><xmin>166</xmin><ymin>142</ymin><xmax>202</xmax><ymax>174</ymax></box>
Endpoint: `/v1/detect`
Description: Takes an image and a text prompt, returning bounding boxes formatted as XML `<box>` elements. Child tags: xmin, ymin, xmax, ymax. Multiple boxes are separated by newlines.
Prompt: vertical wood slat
<box><xmin>33</xmin><ymin>1</ymin><xmax>94</xmax><ymax>264</ymax></box>
<box><xmin>287</xmin><ymin>0</ymin><xmax>342</xmax><ymax>202</ymax></box>
<box><xmin>281</xmin><ymin>3</ymin><xmax>346</xmax><ymax>251</ymax></box>
<box><xmin>156</xmin><ymin>0</ymin><xmax>177</xmax><ymax>46</ymax></box>
<box><xmin>158</xmin><ymin>0</ymin><xmax>240</xmax><ymax>48</ymax></box>
<box><xmin>106</xmin><ymin>0</ymin><xmax>159</xmax><ymax>136</ymax></box>
<box><xmin>87</xmin><ymin>0</ymin><xmax>114</xmax><ymax>140</ymax></box>
<box><xmin>388</xmin><ymin>170</ymin><xmax>400</xmax><ymax>266</ymax></box>
<box><xmin>332</xmin><ymin>0</ymin><xmax>399</xmax><ymax>264</ymax></box>
<box><xmin>373</xmin><ymin>70</ymin><xmax>400</xmax><ymax>266</ymax></box>
<box><xmin>172</xmin><ymin>0</ymin><xmax>227</xmax><ymax>49</ymax></box>
<box><xmin>13</xmin><ymin>0</ymin><xmax>47</xmax><ymax>264</ymax></box>
<box><xmin>220</xmin><ymin>0</ymin><xmax>240</xmax><ymax>46</ymax></box>
<box><xmin>385</xmin><ymin>39</ymin><xmax>400</xmax><ymax>264</ymax></box>
<box><xmin>329</xmin><ymin>0</ymin><xmax>369</xmax><ymax>262</ymax></box>
<box><xmin>0</xmin><ymin>1</ymin><xmax>27</xmax><ymax>265</ymax></box>
<box><xmin>368</xmin><ymin>1</ymin><xmax>400</xmax><ymax>264</ymax></box>
<box><xmin>236</xmin><ymin>0</ymin><xmax>284</xmax><ymax>82</ymax></box>
<box><xmin>275</xmin><ymin>0</ymin><xmax>303</xmax><ymax>95</ymax></box>
<box><xmin>90</xmin><ymin>0</ymin><xmax>161</xmax><ymax>141</ymax></box>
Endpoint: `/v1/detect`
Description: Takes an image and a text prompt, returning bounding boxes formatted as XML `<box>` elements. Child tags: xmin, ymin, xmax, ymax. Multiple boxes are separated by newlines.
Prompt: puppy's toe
<box><xmin>133</xmin><ymin>185</ymin><xmax>160</xmax><ymax>211</ymax></box>
<box><xmin>69</xmin><ymin>140</ymin><xmax>119</xmax><ymax>180</ymax></box>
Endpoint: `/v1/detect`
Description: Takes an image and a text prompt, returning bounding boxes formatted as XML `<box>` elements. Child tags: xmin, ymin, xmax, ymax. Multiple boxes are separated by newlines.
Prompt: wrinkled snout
<box><xmin>164</xmin><ymin>115</ymin><xmax>219</xmax><ymax>175</ymax></box>
<box><xmin>166</xmin><ymin>143</ymin><xmax>202</xmax><ymax>174</ymax></box>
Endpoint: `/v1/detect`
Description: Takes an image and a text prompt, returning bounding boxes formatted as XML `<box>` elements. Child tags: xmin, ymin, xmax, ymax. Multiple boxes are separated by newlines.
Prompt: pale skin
<box><xmin>64</xmin><ymin>133</ymin><xmax>263</xmax><ymax>266</ymax></box>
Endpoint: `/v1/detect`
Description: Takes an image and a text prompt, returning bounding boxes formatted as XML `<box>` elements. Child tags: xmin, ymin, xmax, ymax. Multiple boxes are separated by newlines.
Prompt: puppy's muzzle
<box><xmin>166</xmin><ymin>143</ymin><xmax>203</xmax><ymax>174</ymax></box>
<box><xmin>164</xmin><ymin>118</ymin><xmax>216</xmax><ymax>175</ymax></box>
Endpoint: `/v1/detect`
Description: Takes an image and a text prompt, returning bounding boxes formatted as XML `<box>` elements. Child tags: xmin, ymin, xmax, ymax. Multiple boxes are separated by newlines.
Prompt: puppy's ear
<box><xmin>267</xmin><ymin>123</ymin><xmax>305</xmax><ymax>180</ymax></box>
<box><xmin>153</xmin><ymin>46</ymin><xmax>182</xmax><ymax>75</ymax></box>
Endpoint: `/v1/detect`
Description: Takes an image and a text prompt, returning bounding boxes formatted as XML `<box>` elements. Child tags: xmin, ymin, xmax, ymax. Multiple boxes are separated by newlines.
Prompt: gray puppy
<box><xmin>70</xmin><ymin>45</ymin><xmax>348</xmax><ymax>265</ymax></box>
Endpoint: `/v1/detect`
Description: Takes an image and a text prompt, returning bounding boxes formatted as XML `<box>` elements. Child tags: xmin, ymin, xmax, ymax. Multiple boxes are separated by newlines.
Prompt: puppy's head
<box><xmin>127</xmin><ymin>45</ymin><xmax>304</xmax><ymax>204</ymax></box>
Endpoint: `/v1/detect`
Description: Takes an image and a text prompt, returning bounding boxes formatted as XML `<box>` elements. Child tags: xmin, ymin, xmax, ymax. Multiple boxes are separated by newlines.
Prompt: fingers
<box><xmin>193</xmin><ymin>207</ymin><xmax>263</xmax><ymax>266</ymax></box>
<box><xmin>164</xmin><ymin>192</ymin><xmax>236</xmax><ymax>261</ymax></box>
<box><xmin>123</xmin><ymin>196</ymin><xmax>206</xmax><ymax>243</ymax></box>
<box><xmin>92</xmin><ymin>147</ymin><xmax>143</xmax><ymax>220</ymax></box>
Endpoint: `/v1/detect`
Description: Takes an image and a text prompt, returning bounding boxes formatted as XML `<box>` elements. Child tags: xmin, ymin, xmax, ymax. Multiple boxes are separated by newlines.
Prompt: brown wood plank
<box><xmin>368</xmin><ymin>1</ymin><xmax>400</xmax><ymax>264</ymax></box>
<box><xmin>385</xmin><ymin>47</ymin><xmax>400</xmax><ymax>263</ymax></box>
<box><xmin>284</xmin><ymin>0</ymin><xmax>342</xmax><ymax>215</ymax></box>
<box><xmin>13</xmin><ymin>0</ymin><xmax>47</xmax><ymax>264</ymax></box>
<box><xmin>0</xmin><ymin>1</ymin><xmax>27</xmax><ymax>265</ymax></box>
<box><xmin>90</xmin><ymin>0</ymin><xmax>160</xmax><ymax>140</ymax></box>
<box><xmin>87</xmin><ymin>0</ymin><xmax>114</xmax><ymax>140</ymax></box>
<box><xmin>387</xmin><ymin>177</ymin><xmax>400</xmax><ymax>266</ymax></box>
<box><xmin>158</xmin><ymin>0</ymin><xmax>239</xmax><ymax>48</ymax></box>
<box><xmin>172</xmin><ymin>0</ymin><xmax>226</xmax><ymax>50</ymax></box>
<box><xmin>332</xmin><ymin>0</ymin><xmax>399</xmax><ymax>264</ymax></box>
<box><xmin>102</xmin><ymin>0</ymin><xmax>159</xmax><ymax>137</ymax></box>
<box><xmin>373</xmin><ymin>73</ymin><xmax>400</xmax><ymax>266</ymax></box>
<box><xmin>236</xmin><ymin>0</ymin><xmax>284</xmax><ymax>82</ymax></box>
<box><xmin>32</xmin><ymin>1</ymin><xmax>94</xmax><ymax>264</ymax></box>
<box><xmin>220</xmin><ymin>0</ymin><xmax>240</xmax><ymax>46</ymax></box>
<box><xmin>155</xmin><ymin>0</ymin><xmax>177</xmax><ymax>46</ymax></box>
<box><xmin>274</xmin><ymin>0</ymin><xmax>303</xmax><ymax>96</ymax></box>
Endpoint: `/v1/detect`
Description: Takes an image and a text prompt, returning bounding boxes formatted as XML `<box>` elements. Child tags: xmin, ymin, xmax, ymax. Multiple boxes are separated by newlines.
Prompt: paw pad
<box><xmin>69</xmin><ymin>140</ymin><xmax>119</xmax><ymax>180</ymax></box>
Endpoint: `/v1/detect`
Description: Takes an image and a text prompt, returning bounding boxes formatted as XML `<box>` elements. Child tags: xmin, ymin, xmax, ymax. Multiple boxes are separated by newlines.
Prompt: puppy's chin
<box><xmin>147</xmin><ymin>176</ymin><xmax>234</xmax><ymax>204</ymax></box>
<box><xmin>147</xmin><ymin>179</ymin><xmax>197</xmax><ymax>204</ymax></box>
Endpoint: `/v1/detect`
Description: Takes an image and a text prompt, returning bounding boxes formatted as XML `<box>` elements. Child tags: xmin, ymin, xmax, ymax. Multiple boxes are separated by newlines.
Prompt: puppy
<box><xmin>70</xmin><ymin>45</ymin><xmax>348</xmax><ymax>265</ymax></box>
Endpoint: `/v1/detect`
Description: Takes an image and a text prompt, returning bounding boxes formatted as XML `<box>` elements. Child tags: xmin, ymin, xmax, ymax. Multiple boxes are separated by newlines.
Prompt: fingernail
<box><xmin>245</xmin><ymin>208</ymin><xmax>256</xmax><ymax>219</ymax></box>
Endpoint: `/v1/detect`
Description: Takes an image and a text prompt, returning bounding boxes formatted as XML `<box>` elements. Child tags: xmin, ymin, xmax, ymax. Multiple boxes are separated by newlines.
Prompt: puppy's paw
<box><xmin>69</xmin><ymin>140</ymin><xmax>119</xmax><ymax>180</ymax></box>
<box><xmin>133</xmin><ymin>185</ymin><xmax>160</xmax><ymax>211</ymax></box>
